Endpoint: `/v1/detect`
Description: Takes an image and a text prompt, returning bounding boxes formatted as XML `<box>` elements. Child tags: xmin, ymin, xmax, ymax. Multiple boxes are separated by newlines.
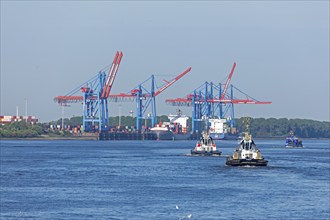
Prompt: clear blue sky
<box><xmin>1</xmin><ymin>1</ymin><xmax>329</xmax><ymax>122</ymax></box>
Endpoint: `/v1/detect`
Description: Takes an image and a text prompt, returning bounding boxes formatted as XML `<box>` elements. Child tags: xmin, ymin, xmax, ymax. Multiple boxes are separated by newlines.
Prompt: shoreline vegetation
<box><xmin>1</xmin><ymin>136</ymin><xmax>329</xmax><ymax>141</ymax></box>
<box><xmin>0</xmin><ymin>116</ymin><xmax>329</xmax><ymax>139</ymax></box>
<box><xmin>0</xmin><ymin>135</ymin><xmax>99</xmax><ymax>141</ymax></box>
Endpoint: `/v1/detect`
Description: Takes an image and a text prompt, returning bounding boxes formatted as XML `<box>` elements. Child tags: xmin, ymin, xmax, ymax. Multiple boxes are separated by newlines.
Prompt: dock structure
<box><xmin>54</xmin><ymin>55</ymin><xmax>271</xmax><ymax>139</ymax></box>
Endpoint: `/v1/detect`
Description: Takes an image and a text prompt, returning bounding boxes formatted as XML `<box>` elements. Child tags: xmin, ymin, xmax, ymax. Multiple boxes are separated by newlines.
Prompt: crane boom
<box><xmin>153</xmin><ymin>67</ymin><xmax>192</xmax><ymax>97</ymax></box>
<box><xmin>105</xmin><ymin>51</ymin><xmax>123</xmax><ymax>98</ymax></box>
<box><xmin>54</xmin><ymin>96</ymin><xmax>83</xmax><ymax>103</ymax></box>
<box><xmin>221</xmin><ymin>62</ymin><xmax>236</xmax><ymax>100</ymax></box>
<box><xmin>209</xmin><ymin>99</ymin><xmax>272</xmax><ymax>104</ymax></box>
<box><xmin>101</xmin><ymin>51</ymin><xmax>119</xmax><ymax>98</ymax></box>
<box><xmin>101</xmin><ymin>51</ymin><xmax>123</xmax><ymax>99</ymax></box>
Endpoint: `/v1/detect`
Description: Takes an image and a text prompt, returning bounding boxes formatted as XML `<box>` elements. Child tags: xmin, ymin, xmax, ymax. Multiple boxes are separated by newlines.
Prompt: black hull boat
<box><xmin>226</xmin><ymin>158</ymin><xmax>268</xmax><ymax>166</ymax></box>
<box><xmin>226</xmin><ymin>132</ymin><xmax>268</xmax><ymax>166</ymax></box>
<box><xmin>173</xmin><ymin>133</ymin><xmax>191</xmax><ymax>140</ymax></box>
<box><xmin>191</xmin><ymin>149</ymin><xmax>221</xmax><ymax>156</ymax></box>
<box><xmin>149</xmin><ymin>130</ymin><xmax>174</xmax><ymax>140</ymax></box>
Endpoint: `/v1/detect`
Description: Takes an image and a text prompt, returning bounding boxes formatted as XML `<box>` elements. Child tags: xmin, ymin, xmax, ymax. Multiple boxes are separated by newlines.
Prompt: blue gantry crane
<box><xmin>108</xmin><ymin>67</ymin><xmax>192</xmax><ymax>131</ymax></box>
<box><xmin>54</xmin><ymin>51</ymin><xmax>123</xmax><ymax>132</ymax></box>
<box><xmin>166</xmin><ymin>62</ymin><xmax>271</xmax><ymax>134</ymax></box>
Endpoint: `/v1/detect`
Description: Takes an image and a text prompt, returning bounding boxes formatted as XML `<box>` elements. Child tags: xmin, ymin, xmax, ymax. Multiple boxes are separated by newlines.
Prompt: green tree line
<box><xmin>0</xmin><ymin>121</ymin><xmax>44</xmax><ymax>138</ymax></box>
<box><xmin>235</xmin><ymin>118</ymin><xmax>330</xmax><ymax>138</ymax></box>
<box><xmin>2</xmin><ymin>116</ymin><xmax>329</xmax><ymax>138</ymax></box>
<box><xmin>49</xmin><ymin>116</ymin><xmax>329</xmax><ymax>138</ymax></box>
<box><xmin>0</xmin><ymin>121</ymin><xmax>72</xmax><ymax>138</ymax></box>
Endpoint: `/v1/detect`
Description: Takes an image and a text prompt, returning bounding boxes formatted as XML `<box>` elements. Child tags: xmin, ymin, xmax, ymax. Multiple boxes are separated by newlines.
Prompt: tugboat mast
<box><xmin>202</xmin><ymin>115</ymin><xmax>209</xmax><ymax>133</ymax></box>
<box><xmin>243</xmin><ymin>116</ymin><xmax>251</xmax><ymax>133</ymax></box>
<box><xmin>243</xmin><ymin>116</ymin><xmax>251</xmax><ymax>140</ymax></box>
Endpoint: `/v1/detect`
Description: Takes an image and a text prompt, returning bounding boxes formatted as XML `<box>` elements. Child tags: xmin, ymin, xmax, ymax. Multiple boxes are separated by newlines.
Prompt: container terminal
<box><xmin>53</xmin><ymin>51</ymin><xmax>271</xmax><ymax>140</ymax></box>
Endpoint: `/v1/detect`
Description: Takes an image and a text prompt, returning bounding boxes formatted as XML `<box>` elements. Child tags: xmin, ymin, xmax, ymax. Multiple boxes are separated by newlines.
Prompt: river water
<box><xmin>1</xmin><ymin>139</ymin><xmax>329</xmax><ymax>219</ymax></box>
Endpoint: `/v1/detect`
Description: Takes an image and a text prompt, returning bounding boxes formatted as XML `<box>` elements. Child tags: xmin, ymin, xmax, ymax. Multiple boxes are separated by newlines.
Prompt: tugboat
<box><xmin>191</xmin><ymin>131</ymin><xmax>221</xmax><ymax>156</ymax></box>
<box><xmin>285</xmin><ymin>130</ymin><xmax>303</xmax><ymax>148</ymax></box>
<box><xmin>226</xmin><ymin>117</ymin><xmax>268</xmax><ymax>166</ymax></box>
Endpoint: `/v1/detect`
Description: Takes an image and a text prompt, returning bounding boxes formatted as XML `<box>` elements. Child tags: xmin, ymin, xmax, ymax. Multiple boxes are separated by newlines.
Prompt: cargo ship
<box><xmin>168</xmin><ymin>112</ymin><xmax>191</xmax><ymax>140</ymax></box>
<box><xmin>149</xmin><ymin>123</ymin><xmax>174</xmax><ymax>140</ymax></box>
<box><xmin>149</xmin><ymin>111</ymin><xmax>191</xmax><ymax>140</ymax></box>
<box><xmin>208</xmin><ymin>118</ymin><xmax>238</xmax><ymax>140</ymax></box>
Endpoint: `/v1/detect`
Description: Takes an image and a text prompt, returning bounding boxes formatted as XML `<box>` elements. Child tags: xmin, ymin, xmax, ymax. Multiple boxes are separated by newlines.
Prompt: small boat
<box><xmin>191</xmin><ymin>131</ymin><xmax>221</xmax><ymax>156</ymax></box>
<box><xmin>226</xmin><ymin>132</ymin><xmax>268</xmax><ymax>166</ymax></box>
<box><xmin>285</xmin><ymin>130</ymin><xmax>303</xmax><ymax>148</ymax></box>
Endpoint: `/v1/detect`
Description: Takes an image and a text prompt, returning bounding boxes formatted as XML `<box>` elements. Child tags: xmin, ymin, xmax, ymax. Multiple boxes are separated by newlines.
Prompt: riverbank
<box><xmin>1</xmin><ymin>135</ymin><xmax>328</xmax><ymax>141</ymax></box>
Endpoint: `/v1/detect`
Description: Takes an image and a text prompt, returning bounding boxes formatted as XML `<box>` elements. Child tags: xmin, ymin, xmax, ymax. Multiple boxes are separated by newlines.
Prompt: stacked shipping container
<box><xmin>0</xmin><ymin>115</ymin><xmax>38</xmax><ymax>125</ymax></box>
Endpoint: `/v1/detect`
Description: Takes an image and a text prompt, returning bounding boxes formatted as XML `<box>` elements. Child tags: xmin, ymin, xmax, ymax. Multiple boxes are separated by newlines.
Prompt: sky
<box><xmin>1</xmin><ymin>1</ymin><xmax>329</xmax><ymax>122</ymax></box>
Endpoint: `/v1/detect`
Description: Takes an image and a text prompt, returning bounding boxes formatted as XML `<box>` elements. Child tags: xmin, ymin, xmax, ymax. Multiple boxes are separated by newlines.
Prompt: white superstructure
<box><xmin>168</xmin><ymin>111</ymin><xmax>189</xmax><ymax>134</ymax></box>
<box><xmin>208</xmin><ymin>118</ymin><xmax>227</xmax><ymax>134</ymax></box>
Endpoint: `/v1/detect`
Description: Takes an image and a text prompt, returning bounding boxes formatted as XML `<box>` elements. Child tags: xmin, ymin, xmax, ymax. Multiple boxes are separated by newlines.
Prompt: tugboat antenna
<box><xmin>243</xmin><ymin>116</ymin><xmax>251</xmax><ymax>133</ymax></box>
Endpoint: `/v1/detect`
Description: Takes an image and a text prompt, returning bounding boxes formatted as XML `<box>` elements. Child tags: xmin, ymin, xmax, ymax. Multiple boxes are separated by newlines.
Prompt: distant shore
<box><xmin>1</xmin><ymin>136</ymin><xmax>329</xmax><ymax>141</ymax></box>
<box><xmin>0</xmin><ymin>135</ymin><xmax>98</xmax><ymax>141</ymax></box>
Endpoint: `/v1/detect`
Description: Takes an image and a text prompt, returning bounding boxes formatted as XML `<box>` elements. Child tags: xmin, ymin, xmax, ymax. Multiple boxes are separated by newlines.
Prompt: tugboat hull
<box><xmin>226</xmin><ymin>157</ymin><xmax>268</xmax><ymax>166</ymax></box>
<box><xmin>191</xmin><ymin>150</ymin><xmax>221</xmax><ymax>156</ymax></box>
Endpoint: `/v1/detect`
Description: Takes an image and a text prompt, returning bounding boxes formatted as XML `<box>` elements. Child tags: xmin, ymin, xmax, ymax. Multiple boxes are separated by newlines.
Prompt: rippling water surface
<box><xmin>1</xmin><ymin>139</ymin><xmax>329</xmax><ymax>219</ymax></box>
